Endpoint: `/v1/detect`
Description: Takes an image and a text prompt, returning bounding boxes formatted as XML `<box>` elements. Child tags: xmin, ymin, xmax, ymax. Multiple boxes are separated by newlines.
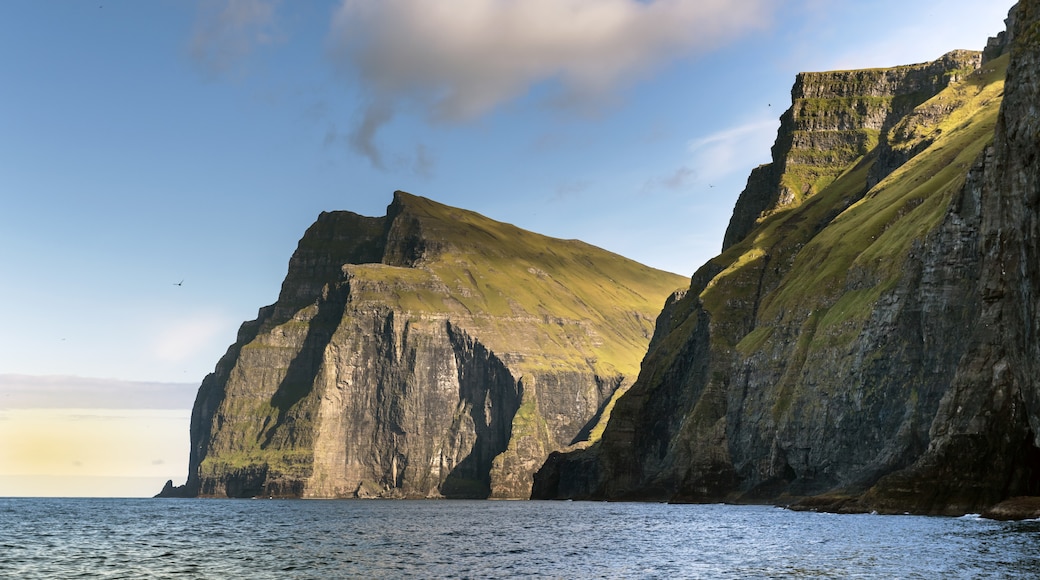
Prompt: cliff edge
<box><xmin>159</xmin><ymin>192</ymin><xmax>685</xmax><ymax>499</ymax></box>
<box><xmin>534</xmin><ymin>3</ymin><xmax>1037</xmax><ymax>516</ymax></box>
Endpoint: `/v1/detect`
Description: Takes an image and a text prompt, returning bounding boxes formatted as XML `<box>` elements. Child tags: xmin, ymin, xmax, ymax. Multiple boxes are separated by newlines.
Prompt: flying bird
<box><xmin>173</xmin><ymin>280</ymin><xmax>184</xmax><ymax>286</ymax></box>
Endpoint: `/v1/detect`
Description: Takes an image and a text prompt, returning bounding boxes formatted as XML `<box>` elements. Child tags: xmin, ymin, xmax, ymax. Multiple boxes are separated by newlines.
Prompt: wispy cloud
<box><xmin>687</xmin><ymin>118</ymin><xmax>778</xmax><ymax>184</ymax></box>
<box><xmin>347</xmin><ymin>99</ymin><xmax>394</xmax><ymax>169</ymax></box>
<box><xmin>327</xmin><ymin>0</ymin><xmax>774</xmax><ymax>166</ymax></box>
<box><xmin>642</xmin><ymin>165</ymin><xmax>698</xmax><ymax>194</ymax></box>
<box><xmin>0</xmin><ymin>374</ymin><xmax>198</xmax><ymax>410</ymax></box>
<box><xmin>411</xmin><ymin>143</ymin><xmax>436</xmax><ymax>179</ymax></box>
<box><xmin>553</xmin><ymin>179</ymin><xmax>594</xmax><ymax>201</ymax></box>
<box><xmin>641</xmin><ymin>118</ymin><xmax>776</xmax><ymax>196</ymax></box>
<box><xmin>325</xmin><ymin>115</ymin><xmax>437</xmax><ymax>177</ymax></box>
<box><xmin>189</xmin><ymin>0</ymin><xmax>283</xmax><ymax>78</ymax></box>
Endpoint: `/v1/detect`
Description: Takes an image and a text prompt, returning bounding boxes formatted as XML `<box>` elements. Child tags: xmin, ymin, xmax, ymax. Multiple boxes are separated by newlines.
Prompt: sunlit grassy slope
<box><xmin>349</xmin><ymin>192</ymin><xmax>689</xmax><ymax>380</ymax></box>
<box><xmin>196</xmin><ymin>192</ymin><xmax>688</xmax><ymax>490</ymax></box>
<box><xmin>706</xmin><ymin>54</ymin><xmax>1007</xmax><ymax>347</ymax></box>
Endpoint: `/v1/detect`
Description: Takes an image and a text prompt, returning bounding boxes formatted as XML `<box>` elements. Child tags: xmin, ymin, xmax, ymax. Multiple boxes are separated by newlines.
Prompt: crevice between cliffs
<box><xmin>440</xmin><ymin>322</ymin><xmax>522</xmax><ymax>498</ymax></box>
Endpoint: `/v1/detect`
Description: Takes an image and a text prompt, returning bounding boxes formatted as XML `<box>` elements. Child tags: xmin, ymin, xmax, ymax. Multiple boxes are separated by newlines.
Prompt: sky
<box><xmin>0</xmin><ymin>0</ymin><xmax>1016</xmax><ymax>497</ymax></box>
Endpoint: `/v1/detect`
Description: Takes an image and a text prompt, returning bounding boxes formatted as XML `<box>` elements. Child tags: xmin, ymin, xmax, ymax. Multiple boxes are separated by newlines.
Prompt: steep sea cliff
<box><xmin>158</xmin><ymin>3</ymin><xmax>1040</xmax><ymax>515</ymax></box>
<box><xmin>159</xmin><ymin>192</ymin><xmax>685</xmax><ymax>499</ymax></box>
<box><xmin>533</xmin><ymin>3</ymin><xmax>1040</xmax><ymax>516</ymax></box>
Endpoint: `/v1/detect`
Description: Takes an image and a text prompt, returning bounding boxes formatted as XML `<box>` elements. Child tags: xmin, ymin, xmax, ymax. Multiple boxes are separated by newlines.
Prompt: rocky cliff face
<box><xmin>161</xmin><ymin>192</ymin><xmax>685</xmax><ymax>499</ymax></box>
<box><xmin>862</xmin><ymin>0</ymin><xmax>1040</xmax><ymax>514</ymax></box>
<box><xmin>534</xmin><ymin>3</ymin><xmax>1038</xmax><ymax>515</ymax></box>
<box><xmin>723</xmin><ymin>51</ymin><xmax>982</xmax><ymax>250</ymax></box>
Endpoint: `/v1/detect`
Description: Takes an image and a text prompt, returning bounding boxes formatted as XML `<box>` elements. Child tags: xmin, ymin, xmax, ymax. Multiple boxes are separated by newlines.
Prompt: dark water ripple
<box><xmin>1</xmin><ymin>498</ymin><xmax>1039</xmax><ymax>578</ymax></box>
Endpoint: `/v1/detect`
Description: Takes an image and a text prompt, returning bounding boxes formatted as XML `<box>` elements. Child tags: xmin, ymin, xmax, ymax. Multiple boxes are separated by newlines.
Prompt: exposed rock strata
<box><xmin>161</xmin><ymin>192</ymin><xmax>685</xmax><ymax>499</ymax></box>
<box><xmin>534</xmin><ymin>3</ymin><xmax>1039</xmax><ymax>516</ymax></box>
<box><xmin>862</xmin><ymin>0</ymin><xmax>1040</xmax><ymax>515</ymax></box>
<box><xmin>723</xmin><ymin>51</ymin><xmax>982</xmax><ymax>250</ymax></box>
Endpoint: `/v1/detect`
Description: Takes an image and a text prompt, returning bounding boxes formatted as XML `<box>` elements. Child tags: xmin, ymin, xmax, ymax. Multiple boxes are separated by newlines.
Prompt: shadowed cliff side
<box><xmin>159</xmin><ymin>191</ymin><xmax>685</xmax><ymax>499</ymax></box>
<box><xmin>860</xmin><ymin>0</ymin><xmax>1040</xmax><ymax>515</ymax></box>
<box><xmin>534</xmin><ymin>4</ymin><xmax>1036</xmax><ymax>515</ymax></box>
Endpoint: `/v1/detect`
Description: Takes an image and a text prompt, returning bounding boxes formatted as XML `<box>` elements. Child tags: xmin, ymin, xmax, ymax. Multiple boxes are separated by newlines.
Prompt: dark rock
<box><xmin>535</xmin><ymin>2</ymin><xmax>1037</xmax><ymax>518</ymax></box>
<box><xmin>162</xmin><ymin>192</ymin><xmax>685</xmax><ymax>499</ymax></box>
<box><xmin>981</xmin><ymin>497</ymin><xmax>1040</xmax><ymax>520</ymax></box>
<box><xmin>154</xmin><ymin>479</ymin><xmax>190</xmax><ymax>498</ymax></box>
<box><xmin>983</xmin><ymin>4</ymin><xmax>1019</xmax><ymax>64</ymax></box>
<box><xmin>863</xmin><ymin>0</ymin><xmax>1040</xmax><ymax>515</ymax></box>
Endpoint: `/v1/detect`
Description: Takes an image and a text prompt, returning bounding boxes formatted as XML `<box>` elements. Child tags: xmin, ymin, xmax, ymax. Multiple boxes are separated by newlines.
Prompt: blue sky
<box><xmin>0</xmin><ymin>0</ymin><xmax>1015</xmax><ymax>496</ymax></box>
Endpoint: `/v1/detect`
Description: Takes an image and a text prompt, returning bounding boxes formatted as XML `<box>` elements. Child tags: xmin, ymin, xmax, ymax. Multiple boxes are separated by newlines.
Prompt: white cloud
<box><xmin>153</xmin><ymin>314</ymin><xmax>230</xmax><ymax>364</ymax></box>
<box><xmin>327</xmin><ymin>0</ymin><xmax>774</xmax><ymax>166</ymax></box>
<box><xmin>687</xmin><ymin>118</ymin><xmax>778</xmax><ymax>184</ymax></box>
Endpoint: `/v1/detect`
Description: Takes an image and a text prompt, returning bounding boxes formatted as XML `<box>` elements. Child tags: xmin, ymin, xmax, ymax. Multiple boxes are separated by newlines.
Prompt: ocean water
<box><xmin>1</xmin><ymin>498</ymin><xmax>1038</xmax><ymax>579</ymax></box>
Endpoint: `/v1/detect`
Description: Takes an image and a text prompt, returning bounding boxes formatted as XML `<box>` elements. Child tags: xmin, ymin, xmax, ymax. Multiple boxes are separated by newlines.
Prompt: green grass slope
<box><xmin>359</xmin><ymin>192</ymin><xmax>688</xmax><ymax>381</ymax></box>
<box><xmin>186</xmin><ymin>191</ymin><xmax>687</xmax><ymax>499</ymax></box>
<box><xmin>532</xmin><ymin>51</ymin><xmax>1010</xmax><ymax>504</ymax></box>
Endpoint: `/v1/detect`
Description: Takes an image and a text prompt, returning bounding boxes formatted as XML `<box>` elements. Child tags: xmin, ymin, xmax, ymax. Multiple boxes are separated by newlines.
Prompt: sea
<box><xmin>2</xmin><ymin>498</ymin><xmax>1038</xmax><ymax>579</ymax></box>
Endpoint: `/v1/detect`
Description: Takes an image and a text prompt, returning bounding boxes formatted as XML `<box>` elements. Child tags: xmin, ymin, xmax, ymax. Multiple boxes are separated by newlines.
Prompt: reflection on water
<box><xmin>2</xmin><ymin>498</ymin><xmax>1039</xmax><ymax>578</ymax></box>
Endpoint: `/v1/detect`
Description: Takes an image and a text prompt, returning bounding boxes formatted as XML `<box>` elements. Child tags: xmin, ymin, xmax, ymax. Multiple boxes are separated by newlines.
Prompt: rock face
<box><xmin>534</xmin><ymin>3</ymin><xmax>1040</xmax><ymax>516</ymax></box>
<box><xmin>723</xmin><ymin>50</ymin><xmax>982</xmax><ymax>250</ymax></box>
<box><xmin>161</xmin><ymin>192</ymin><xmax>685</xmax><ymax>499</ymax></box>
<box><xmin>862</xmin><ymin>0</ymin><xmax>1040</xmax><ymax>515</ymax></box>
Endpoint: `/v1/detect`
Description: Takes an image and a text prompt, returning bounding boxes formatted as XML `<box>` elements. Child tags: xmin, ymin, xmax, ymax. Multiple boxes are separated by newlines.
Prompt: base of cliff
<box><xmin>783</xmin><ymin>495</ymin><xmax>873</xmax><ymax>515</ymax></box>
<box><xmin>980</xmin><ymin>497</ymin><xmax>1040</xmax><ymax>521</ymax></box>
<box><xmin>785</xmin><ymin>491</ymin><xmax>1040</xmax><ymax>519</ymax></box>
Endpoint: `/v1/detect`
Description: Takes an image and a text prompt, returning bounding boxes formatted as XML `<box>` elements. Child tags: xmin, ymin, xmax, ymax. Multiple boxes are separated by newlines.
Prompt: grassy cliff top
<box><xmin>295</xmin><ymin>191</ymin><xmax>689</xmax><ymax>380</ymax></box>
<box><xmin>702</xmin><ymin>52</ymin><xmax>1008</xmax><ymax>348</ymax></box>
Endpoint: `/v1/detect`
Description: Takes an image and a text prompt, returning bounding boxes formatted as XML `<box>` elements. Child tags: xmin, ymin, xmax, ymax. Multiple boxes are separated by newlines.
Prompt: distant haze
<box><xmin>0</xmin><ymin>0</ymin><xmax>1016</xmax><ymax>497</ymax></box>
<box><xmin>0</xmin><ymin>375</ymin><xmax>198</xmax><ymax>410</ymax></box>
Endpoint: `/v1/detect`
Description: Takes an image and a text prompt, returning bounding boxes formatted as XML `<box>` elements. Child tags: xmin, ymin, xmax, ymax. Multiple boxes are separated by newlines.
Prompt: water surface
<box><xmin>2</xmin><ymin>498</ymin><xmax>1038</xmax><ymax>578</ymax></box>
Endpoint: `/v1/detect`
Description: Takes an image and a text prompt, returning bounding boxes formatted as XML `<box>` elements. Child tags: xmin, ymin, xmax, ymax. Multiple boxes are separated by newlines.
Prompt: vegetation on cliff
<box><xmin>534</xmin><ymin>3</ymin><xmax>1040</xmax><ymax>517</ymax></box>
<box><xmin>163</xmin><ymin>192</ymin><xmax>685</xmax><ymax>499</ymax></box>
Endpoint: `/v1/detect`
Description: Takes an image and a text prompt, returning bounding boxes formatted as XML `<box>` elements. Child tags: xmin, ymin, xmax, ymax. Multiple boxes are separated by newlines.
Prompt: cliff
<box><xmin>723</xmin><ymin>50</ymin><xmax>982</xmax><ymax>250</ymax></box>
<box><xmin>160</xmin><ymin>192</ymin><xmax>686</xmax><ymax>499</ymax></box>
<box><xmin>534</xmin><ymin>3</ymin><xmax>1038</xmax><ymax>516</ymax></box>
<box><xmin>861</xmin><ymin>0</ymin><xmax>1040</xmax><ymax>515</ymax></box>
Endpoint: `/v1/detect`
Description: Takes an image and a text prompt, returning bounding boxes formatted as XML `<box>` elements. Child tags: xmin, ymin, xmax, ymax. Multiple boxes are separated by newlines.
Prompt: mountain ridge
<box><xmin>160</xmin><ymin>191</ymin><xmax>686</xmax><ymax>499</ymax></box>
<box><xmin>532</xmin><ymin>2</ymin><xmax>1036</xmax><ymax>517</ymax></box>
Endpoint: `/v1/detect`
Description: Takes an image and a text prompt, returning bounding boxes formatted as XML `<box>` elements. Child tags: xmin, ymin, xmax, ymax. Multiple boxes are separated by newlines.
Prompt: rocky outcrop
<box><xmin>161</xmin><ymin>192</ymin><xmax>685</xmax><ymax>499</ymax></box>
<box><xmin>534</xmin><ymin>3</ymin><xmax>1037</xmax><ymax>516</ymax></box>
<box><xmin>983</xmin><ymin>4</ymin><xmax>1019</xmax><ymax>64</ymax></box>
<box><xmin>980</xmin><ymin>497</ymin><xmax>1040</xmax><ymax>520</ymax></box>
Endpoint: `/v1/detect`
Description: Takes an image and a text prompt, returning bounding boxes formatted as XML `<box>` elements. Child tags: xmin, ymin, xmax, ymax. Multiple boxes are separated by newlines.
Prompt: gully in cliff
<box><xmin>533</xmin><ymin>1</ymin><xmax>1040</xmax><ymax>519</ymax></box>
<box><xmin>158</xmin><ymin>191</ymin><xmax>686</xmax><ymax>501</ymax></box>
